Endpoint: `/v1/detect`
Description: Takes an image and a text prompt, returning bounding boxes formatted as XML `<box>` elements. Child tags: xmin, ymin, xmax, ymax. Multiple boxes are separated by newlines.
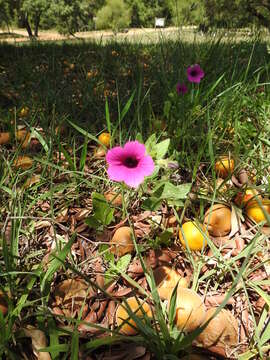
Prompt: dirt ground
<box><xmin>0</xmin><ymin>27</ymin><xmax>186</xmax><ymax>43</ymax></box>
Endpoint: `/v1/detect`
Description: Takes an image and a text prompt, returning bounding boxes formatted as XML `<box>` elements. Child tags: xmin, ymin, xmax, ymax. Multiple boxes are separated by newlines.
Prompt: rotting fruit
<box><xmin>110</xmin><ymin>226</ymin><xmax>135</xmax><ymax>257</ymax></box>
<box><xmin>171</xmin><ymin>288</ymin><xmax>206</xmax><ymax>332</ymax></box>
<box><xmin>215</xmin><ymin>156</ymin><xmax>234</xmax><ymax>179</ymax></box>
<box><xmin>153</xmin><ymin>266</ymin><xmax>188</xmax><ymax>300</ymax></box>
<box><xmin>196</xmin><ymin>307</ymin><xmax>238</xmax><ymax>349</ymax></box>
<box><xmin>116</xmin><ymin>297</ymin><xmax>151</xmax><ymax>335</ymax></box>
<box><xmin>98</xmin><ymin>132</ymin><xmax>110</xmax><ymax>148</ymax></box>
<box><xmin>234</xmin><ymin>188</ymin><xmax>260</xmax><ymax>207</ymax></box>
<box><xmin>204</xmin><ymin>204</ymin><xmax>231</xmax><ymax>237</ymax></box>
<box><xmin>246</xmin><ymin>200</ymin><xmax>270</xmax><ymax>225</ymax></box>
<box><xmin>179</xmin><ymin>221</ymin><xmax>208</xmax><ymax>251</ymax></box>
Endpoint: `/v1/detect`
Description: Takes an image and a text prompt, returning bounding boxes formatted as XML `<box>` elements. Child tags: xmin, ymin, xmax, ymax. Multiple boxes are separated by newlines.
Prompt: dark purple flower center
<box><xmin>123</xmin><ymin>156</ymin><xmax>138</xmax><ymax>168</ymax></box>
<box><xmin>190</xmin><ymin>69</ymin><xmax>198</xmax><ymax>77</ymax></box>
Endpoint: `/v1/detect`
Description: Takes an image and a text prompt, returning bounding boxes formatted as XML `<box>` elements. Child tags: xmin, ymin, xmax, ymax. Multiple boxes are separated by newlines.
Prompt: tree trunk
<box><xmin>34</xmin><ymin>13</ymin><xmax>41</xmax><ymax>37</ymax></box>
<box><xmin>23</xmin><ymin>13</ymin><xmax>33</xmax><ymax>37</ymax></box>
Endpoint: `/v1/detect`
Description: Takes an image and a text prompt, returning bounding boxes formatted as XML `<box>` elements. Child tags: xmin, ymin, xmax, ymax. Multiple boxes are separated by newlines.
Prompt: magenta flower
<box><xmin>187</xmin><ymin>64</ymin><xmax>205</xmax><ymax>83</ymax></box>
<box><xmin>106</xmin><ymin>141</ymin><xmax>155</xmax><ymax>188</ymax></box>
<box><xmin>176</xmin><ymin>82</ymin><xmax>188</xmax><ymax>95</ymax></box>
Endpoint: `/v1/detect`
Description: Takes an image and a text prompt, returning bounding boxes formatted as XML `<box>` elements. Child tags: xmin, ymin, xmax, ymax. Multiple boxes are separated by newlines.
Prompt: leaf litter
<box><xmin>0</xmin><ymin>127</ymin><xmax>269</xmax><ymax>359</ymax></box>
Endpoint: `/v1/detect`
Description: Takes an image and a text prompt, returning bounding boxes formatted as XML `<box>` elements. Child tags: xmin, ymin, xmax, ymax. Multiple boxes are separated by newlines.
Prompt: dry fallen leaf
<box><xmin>14</xmin><ymin>155</ymin><xmax>33</xmax><ymax>170</ymax></box>
<box><xmin>53</xmin><ymin>278</ymin><xmax>95</xmax><ymax>320</ymax></box>
<box><xmin>23</xmin><ymin>326</ymin><xmax>51</xmax><ymax>360</ymax></box>
<box><xmin>24</xmin><ymin>174</ymin><xmax>41</xmax><ymax>188</ymax></box>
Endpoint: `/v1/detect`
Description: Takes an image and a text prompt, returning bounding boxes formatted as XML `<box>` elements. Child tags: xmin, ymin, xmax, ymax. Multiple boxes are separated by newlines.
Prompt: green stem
<box><xmin>121</xmin><ymin>182</ymin><xmax>127</xmax><ymax>219</ymax></box>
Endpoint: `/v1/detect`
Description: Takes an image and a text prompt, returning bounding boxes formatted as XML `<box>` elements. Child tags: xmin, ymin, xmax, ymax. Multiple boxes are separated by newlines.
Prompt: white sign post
<box><xmin>155</xmin><ymin>18</ymin><xmax>165</xmax><ymax>28</ymax></box>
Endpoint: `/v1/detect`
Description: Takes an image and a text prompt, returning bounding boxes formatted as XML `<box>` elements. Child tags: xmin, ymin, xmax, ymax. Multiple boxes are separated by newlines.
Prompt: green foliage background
<box><xmin>1</xmin><ymin>0</ymin><xmax>270</xmax><ymax>36</ymax></box>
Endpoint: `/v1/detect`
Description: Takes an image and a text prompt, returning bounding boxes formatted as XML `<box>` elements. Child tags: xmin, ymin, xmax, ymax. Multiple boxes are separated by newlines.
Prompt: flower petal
<box><xmin>106</xmin><ymin>146</ymin><xmax>124</xmax><ymax>166</ymax></box>
<box><xmin>123</xmin><ymin>141</ymin><xmax>146</xmax><ymax>159</ymax></box>
<box><xmin>122</xmin><ymin>168</ymin><xmax>146</xmax><ymax>188</ymax></box>
<box><xmin>107</xmin><ymin>164</ymin><xmax>127</xmax><ymax>182</ymax></box>
<box><xmin>137</xmin><ymin>155</ymin><xmax>155</xmax><ymax>176</ymax></box>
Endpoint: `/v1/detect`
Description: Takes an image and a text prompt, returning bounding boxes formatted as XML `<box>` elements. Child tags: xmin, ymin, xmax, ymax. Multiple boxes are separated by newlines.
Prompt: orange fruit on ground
<box><xmin>203</xmin><ymin>204</ymin><xmax>231</xmax><ymax>237</ymax></box>
<box><xmin>153</xmin><ymin>266</ymin><xmax>188</xmax><ymax>300</ymax></box>
<box><xmin>98</xmin><ymin>132</ymin><xmax>110</xmax><ymax>147</ymax></box>
<box><xmin>246</xmin><ymin>200</ymin><xmax>270</xmax><ymax>225</ymax></box>
<box><xmin>179</xmin><ymin>221</ymin><xmax>208</xmax><ymax>251</ymax></box>
<box><xmin>0</xmin><ymin>132</ymin><xmax>10</xmax><ymax>145</ymax></box>
<box><xmin>110</xmin><ymin>227</ymin><xmax>135</xmax><ymax>257</ymax></box>
<box><xmin>116</xmin><ymin>297</ymin><xmax>151</xmax><ymax>335</ymax></box>
<box><xmin>215</xmin><ymin>156</ymin><xmax>234</xmax><ymax>178</ymax></box>
<box><xmin>172</xmin><ymin>288</ymin><xmax>206</xmax><ymax>332</ymax></box>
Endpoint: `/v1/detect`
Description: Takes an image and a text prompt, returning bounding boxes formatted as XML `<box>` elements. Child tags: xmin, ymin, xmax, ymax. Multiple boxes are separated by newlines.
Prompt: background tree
<box><xmin>49</xmin><ymin>0</ymin><xmax>101</xmax><ymax>35</ymax></box>
<box><xmin>0</xmin><ymin>0</ymin><xmax>12</xmax><ymax>31</ymax></box>
<box><xmin>168</xmin><ymin>0</ymin><xmax>204</xmax><ymax>26</ymax></box>
<box><xmin>20</xmin><ymin>0</ymin><xmax>51</xmax><ymax>37</ymax></box>
<box><xmin>202</xmin><ymin>0</ymin><xmax>270</xmax><ymax>29</ymax></box>
<box><xmin>96</xmin><ymin>0</ymin><xmax>131</xmax><ymax>33</ymax></box>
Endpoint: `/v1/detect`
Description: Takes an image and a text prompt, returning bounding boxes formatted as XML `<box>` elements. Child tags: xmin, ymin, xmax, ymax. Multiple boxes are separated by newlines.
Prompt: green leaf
<box><xmin>92</xmin><ymin>192</ymin><xmax>114</xmax><ymax>226</ymax></box>
<box><xmin>79</xmin><ymin>137</ymin><xmax>88</xmax><ymax>172</ymax></box>
<box><xmin>135</xmin><ymin>133</ymin><xmax>144</xmax><ymax>143</ymax></box>
<box><xmin>41</xmin><ymin>234</ymin><xmax>76</xmax><ymax>294</ymax></box>
<box><xmin>120</xmin><ymin>90</ymin><xmax>135</xmax><ymax>121</ymax></box>
<box><xmin>83</xmin><ymin>336</ymin><xmax>123</xmax><ymax>350</ymax></box>
<box><xmin>168</xmin><ymin>281</ymin><xmax>179</xmax><ymax>328</ymax></box>
<box><xmin>145</xmin><ymin>134</ymin><xmax>157</xmax><ymax>155</ymax></box>
<box><xmin>85</xmin><ymin>216</ymin><xmax>101</xmax><ymax>229</ymax></box>
<box><xmin>141</xmin><ymin>197</ymin><xmax>162</xmax><ymax>211</ymax></box>
<box><xmin>116</xmin><ymin>254</ymin><xmax>131</xmax><ymax>273</ymax></box>
<box><xmin>71</xmin><ymin>329</ymin><xmax>79</xmax><ymax>360</ymax></box>
<box><xmin>99</xmin><ymin>244</ymin><xmax>114</xmax><ymax>263</ymax></box>
<box><xmin>153</xmin><ymin>182</ymin><xmax>191</xmax><ymax>200</ymax></box>
<box><xmin>154</xmin><ymin>139</ymin><xmax>170</xmax><ymax>159</ymax></box>
<box><xmin>30</xmin><ymin>127</ymin><xmax>49</xmax><ymax>153</ymax></box>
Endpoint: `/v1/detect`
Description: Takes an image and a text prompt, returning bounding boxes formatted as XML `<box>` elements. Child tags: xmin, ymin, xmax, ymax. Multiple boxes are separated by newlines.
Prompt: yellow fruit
<box><xmin>153</xmin><ymin>266</ymin><xmax>188</xmax><ymax>300</ymax></box>
<box><xmin>19</xmin><ymin>107</ymin><xmax>29</xmax><ymax>118</ymax></box>
<box><xmin>172</xmin><ymin>288</ymin><xmax>206</xmax><ymax>332</ymax></box>
<box><xmin>179</xmin><ymin>221</ymin><xmax>207</xmax><ymax>251</ymax></box>
<box><xmin>116</xmin><ymin>297</ymin><xmax>151</xmax><ymax>335</ymax></box>
<box><xmin>98</xmin><ymin>132</ymin><xmax>110</xmax><ymax>147</ymax></box>
<box><xmin>234</xmin><ymin>189</ymin><xmax>260</xmax><ymax>207</ymax></box>
<box><xmin>246</xmin><ymin>200</ymin><xmax>270</xmax><ymax>225</ymax></box>
<box><xmin>215</xmin><ymin>156</ymin><xmax>234</xmax><ymax>178</ymax></box>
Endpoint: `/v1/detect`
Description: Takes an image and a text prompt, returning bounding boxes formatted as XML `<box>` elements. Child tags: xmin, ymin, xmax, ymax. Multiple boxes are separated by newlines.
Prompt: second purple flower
<box><xmin>187</xmin><ymin>64</ymin><xmax>204</xmax><ymax>84</ymax></box>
